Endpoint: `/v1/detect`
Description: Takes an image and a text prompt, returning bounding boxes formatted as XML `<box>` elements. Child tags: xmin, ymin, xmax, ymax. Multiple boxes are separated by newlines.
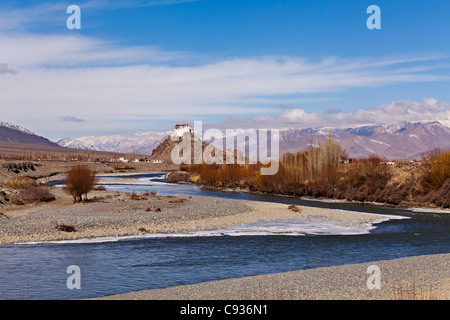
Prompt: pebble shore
<box><xmin>0</xmin><ymin>188</ymin><xmax>395</xmax><ymax>245</ymax></box>
<box><xmin>94</xmin><ymin>253</ymin><xmax>449</xmax><ymax>300</ymax></box>
<box><xmin>1</xmin><ymin>187</ymin><xmax>448</xmax><ymax>300</ymax></box>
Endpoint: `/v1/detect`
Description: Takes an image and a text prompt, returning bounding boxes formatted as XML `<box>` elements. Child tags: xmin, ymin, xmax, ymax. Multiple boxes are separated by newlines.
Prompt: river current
<box><xmin>0</xmin><ymin>173</ymin><xmax>448</xmax><ymax>300</ymax></box>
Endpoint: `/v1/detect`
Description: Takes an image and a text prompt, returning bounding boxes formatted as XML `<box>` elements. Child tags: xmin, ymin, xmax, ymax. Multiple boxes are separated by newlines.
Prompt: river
<box><xmin>0</xmin><ymin>172</ymin><xmax>448</xmax><ymax>300</ymax></box>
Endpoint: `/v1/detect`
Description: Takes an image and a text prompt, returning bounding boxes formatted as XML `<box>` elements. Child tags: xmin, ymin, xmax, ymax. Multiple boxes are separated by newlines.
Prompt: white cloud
<box><xmin>59</xmin><ymin>116</ymin><xmax>85</xmax><ymax>123</ymax></box>
<box><xmin>0</xmin><ymin>0</ymin><xmax>199</xmax><ymax>32</ymax></box>
<box><xmin>0</xmin><ymin>63</ymin><xmax>17</xmax><ymax>75</ymax></box>
<box><xmin>0</xmin><ymin>29</ymin><xmax>449</xmax><ymax>137</ymax></box>
<box><xmin>212</xmin><ymin>98</ymin><xmax>450</xmax><ymax>130</ymax></box>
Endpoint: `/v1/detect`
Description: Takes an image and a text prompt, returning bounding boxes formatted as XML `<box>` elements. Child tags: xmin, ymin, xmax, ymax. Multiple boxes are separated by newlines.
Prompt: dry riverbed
<box><xmin>0</xmin><ymin>187</ymin><xmax>399</xmax><ymax>245</ymax></box>
<box><xmin>95</xmin><ymin>253</ymin><xmax>449</xmax><ymax>300</ymax></box>
<box><xmin>1</xmin><ymin>186</ymin><xmax>447</xmax><ymax>301</ymax></box>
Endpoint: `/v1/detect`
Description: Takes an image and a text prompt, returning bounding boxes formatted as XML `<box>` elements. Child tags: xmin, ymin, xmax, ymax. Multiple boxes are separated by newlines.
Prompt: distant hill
<box><xmin>149</xmin><ymin>125</ymin><xmax>244</xmax><ymax>164</ymax></box>
<box><xmin>0</xmin><ymin>121</ymin><xmax>60</xmax><ymax>147</ymax></box>
<box><xmin>55</xmin><ymin>121</ymin><xmax>450</xmax><ymax>161</ymax></box>
<box><xmin>209</xmin><ymin>121</ymin><xmax>450</xmax><ymax>161</ymax></box>
<box><xmin>56</xmin><ymin>131</ymin><xmax>169</xmax><ymax>155</ymax></box>
<box><xmin>277</xmin><ymin>121</ymin><xmax>450</xmax><ymax>160</ymax></box>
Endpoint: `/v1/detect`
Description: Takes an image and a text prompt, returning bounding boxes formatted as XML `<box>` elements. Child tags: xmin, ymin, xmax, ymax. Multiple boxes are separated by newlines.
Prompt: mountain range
<box><xmin>2</xmin><ymin>120</ymin><xmax>450</xmax><ymax>161</ymax></box>
<box><xmin>54</xmin><ymin>121</ymin><xmax>450</xmax><ymax>161</ymax></box>
<box><xmin>277</xmin><ymin>121</ymin><xmax>450</xmax><ymax>160</ymax></box>
<box><xmin>0</xmin><ymin>121</ymin><xmax>59</xmax><ymax>147</ymax></box>
<box><xmin>56</xmin><ymin>131</ymin><xmax>169</xmax><ymax>156</ymax></box>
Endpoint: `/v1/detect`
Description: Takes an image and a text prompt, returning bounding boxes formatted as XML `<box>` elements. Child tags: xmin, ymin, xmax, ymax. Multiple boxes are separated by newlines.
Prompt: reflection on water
<box><xmin>1</xmin><ymin>172</ymin><xmax>448</xmax><ymax>300</ymax></box>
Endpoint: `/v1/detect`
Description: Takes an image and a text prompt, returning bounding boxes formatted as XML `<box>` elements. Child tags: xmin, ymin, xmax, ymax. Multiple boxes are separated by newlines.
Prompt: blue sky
<box><xmin>0</xmin><ymin>0</ymin><xmax>449</xmax><ymax>139</ymax></box>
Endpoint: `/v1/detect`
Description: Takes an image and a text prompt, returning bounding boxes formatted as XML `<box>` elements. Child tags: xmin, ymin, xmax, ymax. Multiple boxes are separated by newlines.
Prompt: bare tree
<box><xmin>64</xmin><ymin>165</ymin><xmax>97</xmax><ymax>203</ymax></box>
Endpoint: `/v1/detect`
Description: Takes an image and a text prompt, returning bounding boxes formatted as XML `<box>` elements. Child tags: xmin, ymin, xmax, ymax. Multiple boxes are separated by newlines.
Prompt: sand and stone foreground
<box><xmin>93</xmin><ymin>253</ymin><xmax>449</xmax><ymax>300</ymax></box>
<box><xmin>0</xmin><ymin>190</ymin><xmax>398</xmax><ymax>245</ymax></box>
<box><xmin>0</xmin><ymin>184</ymin><xmax>447</xmax><ymax>300</ymax></box>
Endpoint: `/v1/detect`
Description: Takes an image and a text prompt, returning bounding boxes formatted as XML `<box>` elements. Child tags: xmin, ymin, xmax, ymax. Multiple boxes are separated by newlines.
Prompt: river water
<box><xmin>0</xmin><ymin>173</ymin><xmax>449</xmax><ymax>300</ymax></box>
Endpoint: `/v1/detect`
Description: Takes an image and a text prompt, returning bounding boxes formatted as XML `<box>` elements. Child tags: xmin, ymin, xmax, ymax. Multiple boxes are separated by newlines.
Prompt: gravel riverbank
<box><xmin>93</xmin><ymin>253</ymin><xmax>449</xmax><ymax>300</ymax></box>
<box><xmin>0</xmin><ymin>188</ymin><xmax>402</xmax><ymax>245</ymax></box>
<box><xmin>0</xmin><ymin>185</ymin><xmax>447</xmax><ymax>300</ymax></box>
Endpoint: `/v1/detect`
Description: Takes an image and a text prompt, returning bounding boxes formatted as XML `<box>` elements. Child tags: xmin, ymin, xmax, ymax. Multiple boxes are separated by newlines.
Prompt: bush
<box><xmin>430</xmin><ymin>150</ymin><xmax>450</xmax><ymax>188</ymax></box>
<box><xmin>288</xmin><ymin>204</ymin><xmax>301</xmax><ymax>212</ymax></box>
<box><xmin>63</xmin><ymin>166</ymin><xmax>97</xmax><ymax>203</ymax></box>
<box><xmin>11</xmin><ymin>187</ymin><xmax>55</xmax><ymax>205</ymax></box>
<box><xmin>55</xmin><ymin>224</ymin><xmax>77</xmax><ymax>232</ymax></box>
<box><xmin>5</xmin><ymin>176</ymin><xmax>55</xmax><ymax>205</ymax></box>
<box><xmin>3</xmin><ymin>176</ymin><xmax>38</xmax><ymax>189</ymax></box>
<box><xmin>129</xmin><ymin>192</ymin><xmax>147</xmax><ymax>200</ymax></box>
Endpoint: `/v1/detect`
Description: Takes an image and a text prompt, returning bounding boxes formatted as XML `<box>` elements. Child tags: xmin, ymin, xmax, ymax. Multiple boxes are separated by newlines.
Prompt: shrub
<box><xmin>113</xmin><ymin>163</ymin><xmax>134</xmax><ymax>171</ymax></box>
<box><xmin>288</xmin><ymin>204</ymin><xmax>301</xmax><ymax>212</ymax></box>
<box><xmin>11</xmin><ymin>187</ymin><xmax>55</xmax><ymax>205</ymax></box>
<box><xmin>129</xmin><ymin>192</ymin><xmax>148</xmax><ymax>200</ymax></box>
<box><xmin>430</xmin><ymin>150</ymin><xmax>450</xmax><ymax>188</ymax></box>
<box><xmin>4</xmin><ymin>176</ymin><xmax>38</xmax><ymax>189</ymax></box>
<box><xmin>63</xmin><ymin>166</ymin><xmax>97</xmax><ymax>203</ymax></box>
<box><xmin>55</xmin><ymin>224</ymin><xmax>77</xmax><ymax>232</ymax></box>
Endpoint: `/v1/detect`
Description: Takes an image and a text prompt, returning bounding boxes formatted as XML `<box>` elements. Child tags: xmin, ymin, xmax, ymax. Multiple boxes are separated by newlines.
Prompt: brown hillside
<box><xmin>0</xmin><ymin>126</ymin><xmax>59</xmax><ymax>147</ymax></box>
<box><xmin>150</xmin><ymin>132</ymin><xmax>244</xmax><ymax>165</ymax></box>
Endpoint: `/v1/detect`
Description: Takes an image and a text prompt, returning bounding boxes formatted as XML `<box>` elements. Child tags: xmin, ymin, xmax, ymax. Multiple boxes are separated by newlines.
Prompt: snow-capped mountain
<box><xmin>56</xmin><ymin>131</ymin><xmax>170</xmax><ymax>155</ymax></box>
<box><xmin>282</xmin><ymin>121</ymin><xmax>450</xmax><ymax>160</ymax></box>
<box><xmin>55</xmin><ymin>138</ymin><xmax>98</xmax><ymax>151</ymax></box>
<box><xmin>0</xmin><ymin>120</ymin><xmax>60</xmax><ymax>147</ymax></box>
<box><xmin>205</xmin><ymin>121</ymin><xmax>450</xmax><ymax>161</ymax></box>
<box><xmin>56</xmin><ymin>121</ymin><xmax>450</xmax><ymax>160</ymax></box>
<box><xmin>0</xmin><ymin>121</ymin><xmax>35</xmax><ymax>136</ymax></box>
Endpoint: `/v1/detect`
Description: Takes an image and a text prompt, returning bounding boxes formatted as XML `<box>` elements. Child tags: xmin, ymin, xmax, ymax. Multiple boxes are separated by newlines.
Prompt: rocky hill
<box><xmin>55</xmin><ymin>121</ymin><xmax>450</xmax><ymax>161</ymax></box>
<box><xmin>150</xmin><ymin>125</ymin><xmax>244</xmax><ymax>164</ymax></box>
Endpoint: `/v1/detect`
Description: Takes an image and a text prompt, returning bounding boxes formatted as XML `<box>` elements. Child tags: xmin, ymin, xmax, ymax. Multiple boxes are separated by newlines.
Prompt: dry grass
<box><xmin>184</xmin><ymin>138</ymin><xmax>450</xmax><ymax>209</ymax></box>
<box><xmin>430</xmin><ymin>150</ymin><xmax>450</xmax><ymax>188</ymax></box>
<box><xmin>3</xmin><ymin>176</ymin><xmax>38</xmax><ymax>189</ymax></box>
<box><xmin>4</xmin><ymin>175</ymin><xmax>56</xmax><ymax>205</ymax></box>
<box><xmin>129</xmin><ymin>192</ymin><xmax>148</xmax><ymax>200</ymax></box>
<box><xmin>113</xmin><ymin>163</ymin><xmax>134</xmax><ymax>171</ymax></box>
<box><xmin>390</xmin><ymin>279</ymin><xmax>450</xmax><ymax>300</ymax></box>
<box><xmin>10</xmin><ymin>187</ymin><xmax>55</xmax><ymax>205</ymax></box>
<box><xmin>168</xmin><ymin>198</ymin><xmax>186</xmax><ymax>203</ymax></box>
